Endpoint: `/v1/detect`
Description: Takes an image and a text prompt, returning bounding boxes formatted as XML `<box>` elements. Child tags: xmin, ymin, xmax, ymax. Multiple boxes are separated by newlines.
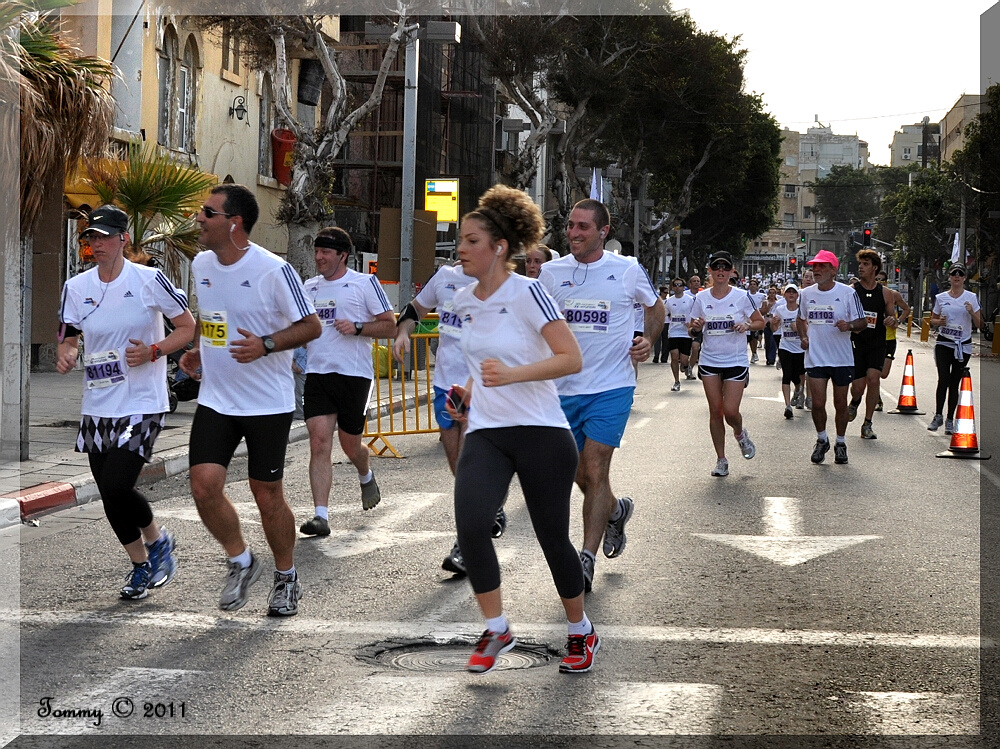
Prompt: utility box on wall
<box><xmin>377</xmin><ymin>208</ymin><xmax>438</xmax><ymax>285</ymax></box>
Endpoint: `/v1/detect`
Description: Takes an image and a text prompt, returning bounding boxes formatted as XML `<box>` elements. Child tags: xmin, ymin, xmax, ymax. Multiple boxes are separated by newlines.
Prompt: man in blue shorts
<box><xmin>539</xmin><ymin>199</ymin><xmax>664</xmax><ymax>591</ymax></box>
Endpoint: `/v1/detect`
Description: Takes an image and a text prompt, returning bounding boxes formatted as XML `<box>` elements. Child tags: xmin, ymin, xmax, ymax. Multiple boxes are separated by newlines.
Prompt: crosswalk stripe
<box><xmin>586</xmin><ymin>682</ymin><xmax>723</xmax><ymax>734</ymax></box>
<box><xmin>845</xmin><ymin>691</ymin><xmax>979</xmax><ymax>735</ymax></box>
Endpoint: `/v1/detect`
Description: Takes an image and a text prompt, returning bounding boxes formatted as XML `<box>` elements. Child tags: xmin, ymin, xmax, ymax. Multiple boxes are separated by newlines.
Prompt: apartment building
<box><xmin>939</xmin><ymin>94</ymin><xmax>982</xmax><ymax>164</ymax></box>
<box><xmin>890</xmin><ymin>122</ymin><xmax>940</xmax><ymax>168</ymax></box>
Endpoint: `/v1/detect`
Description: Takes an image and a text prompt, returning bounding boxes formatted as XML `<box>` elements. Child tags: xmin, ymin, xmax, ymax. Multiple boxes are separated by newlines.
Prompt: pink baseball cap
<box><xmin>806</xmin><ymin>250</ymin><xmax>839</xmax><ymax>269</ymax></box>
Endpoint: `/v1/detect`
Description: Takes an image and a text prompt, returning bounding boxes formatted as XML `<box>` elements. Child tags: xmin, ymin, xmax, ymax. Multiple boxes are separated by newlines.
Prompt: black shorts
<box><xmin>304</xmin><ymin>372</ymin><xmax>373</xmax><ymax>435</ymax></box>
<box><xmin>885</xmin><ymin>339</ymin><xmax>897</xmax><ymax>360</ymax></box>
<box><xmin>666</xmin><ymin>337</ymin><xmax>692</xmax><ymax>355</ymax></box>
<box><xmin>807</xmin><ymin>366</ymin><xmax>855</xmax><ymax>387</ymax></box>
<box><xmin>189</xmin><ymin>405</ymin><xmax>293</xmax><ymax>482</ymax></box>
<box><xmin>691</xmin><ymin>331</ymin><xmax>703</xmax><ymax>344</ymax></box>
<box><xmin>698</xmin><ymin>364</ymin><xmax>749</xmax><ymax>382</ymax></box>
<box><xmin>778</xmin><ymin>349</ymin><xmax>805</xmax><ymax>385</ymax></box>
<box><xmin>853</xmin><ymin>341</ymin><xmax>887</xmax><ymax>377</ymax></box>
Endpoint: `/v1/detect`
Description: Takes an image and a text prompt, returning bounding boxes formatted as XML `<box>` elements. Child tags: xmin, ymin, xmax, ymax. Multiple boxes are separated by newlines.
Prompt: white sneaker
<box><xmin>751</xmin><ymin>353</ymin><xmax>759</xmax><ymax>363</ymax></box>
<box><xmin>670</xmin><ymin>382</ymin><xmax>680</xmax><ymax>392</ymax></box>
<box><xmin>927</xmin><ymin>414</ymin><xmax>944</xmax><ymax>431</ymax></box>
<box><xmin>711</xmin><ymin>458</ymin><xmax>729</xmax><ymax>477</ymax></box>
<box><xmin>737</xmin><ymin>429</ymin><xmax>756</xmax><ymax>459</ymax></box>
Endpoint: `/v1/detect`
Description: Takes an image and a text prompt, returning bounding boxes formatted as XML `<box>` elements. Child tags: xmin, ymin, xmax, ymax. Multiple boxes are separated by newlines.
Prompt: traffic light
<box><xmin>788</xmin><ymin>255</ymin><xmax>797</xmax><ymax>269</ymax></box>
<box><xmin>863</xmin><ymin>227</ymin><xmax>872</xmax><ymax>247</ymax></box>
<box><xmin>799</xmin><ymin>230</ymin><xmax>806</xmax><ymax>244</ymax></box>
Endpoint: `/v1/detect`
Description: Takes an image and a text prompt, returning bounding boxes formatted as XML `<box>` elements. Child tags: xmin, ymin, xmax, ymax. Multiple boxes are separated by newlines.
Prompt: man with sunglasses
<box><xmin>664</xmin><ymin>278</ymin><xmax>695</xmax><ymax>391</ymax></box>
<box><xmin>796</xmin><ymin>250</ymin><xmax>866</xmax><ymax>465</ymax></box>
<box><xmin>181</xmin><ymin>184</ymin><xmax>322</xmax><ymax>616</ymax></box>
<box><xmin>538</xmin><ymin>199</ymin><xmax>664</xmax><ymax>592</ymax></box>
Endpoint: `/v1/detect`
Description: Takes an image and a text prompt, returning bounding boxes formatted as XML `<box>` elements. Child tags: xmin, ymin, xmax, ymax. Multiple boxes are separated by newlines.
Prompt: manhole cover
<box><xmin>369</xmin><ymin>640</ymin><xmax>553</xmax><ymax>672</ymax></box>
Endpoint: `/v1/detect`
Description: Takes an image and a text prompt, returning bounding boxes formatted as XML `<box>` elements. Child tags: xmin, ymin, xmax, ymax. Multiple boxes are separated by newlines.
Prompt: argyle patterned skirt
<box><xmin>75</xmin><ymin>413</ymin><xmax>166</xmax><ymax>461</ymax></box>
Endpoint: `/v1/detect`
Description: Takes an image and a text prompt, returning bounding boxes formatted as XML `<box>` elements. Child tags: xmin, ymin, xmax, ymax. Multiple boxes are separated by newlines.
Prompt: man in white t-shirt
<box><xmin>664</xmin><ymin>278</ymin><xmax>695</xmax><ymax>391</ymax></box>
<box><xmin>796</xmin><ymin>250</ymin><xmax>866</xmax><ymax>466</ymax></box>
<box><xmin>299</xmin><ymin>228</ymin><xmax>396</xmax><ymax>536</ymax></box>
<box><xmin>746</xmin><ymin>279</ymin><xmax>766</xmax><ymax>363</ymax></box>
<box><xmin>539</xmin><ymin>199</ymin><xmax>664</xmax><ymax>592</ymax></box>
<box><xmin>180</xmin><ymin>185</ymin><xmax>322</xmax><ymax>617</ymax></box>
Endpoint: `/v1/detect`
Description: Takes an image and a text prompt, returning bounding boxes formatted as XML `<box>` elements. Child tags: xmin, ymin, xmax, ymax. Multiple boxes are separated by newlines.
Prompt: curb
<box><xmin>6</xmin><ymin>390</ymin><xmax>427</xmax><ymax>528</ymax></box>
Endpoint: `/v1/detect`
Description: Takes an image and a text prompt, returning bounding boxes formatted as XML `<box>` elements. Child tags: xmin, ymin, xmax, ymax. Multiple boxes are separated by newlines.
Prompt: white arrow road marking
<box><xmin>845</xmin><ymin>691</ymin><xmax>978</xmax><ymax>735</ymax></box>
<box><xmin>693</xmin><ymin>496</ymin><xmax>881</xmax><ymax>566</ymax></box>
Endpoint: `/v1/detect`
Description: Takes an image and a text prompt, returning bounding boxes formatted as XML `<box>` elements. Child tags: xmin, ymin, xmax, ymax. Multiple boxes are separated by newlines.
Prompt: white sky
<box><xmin>680</xmin><ymin>0</ymin><xmax>992</xmax><ymax>166</ymax></box>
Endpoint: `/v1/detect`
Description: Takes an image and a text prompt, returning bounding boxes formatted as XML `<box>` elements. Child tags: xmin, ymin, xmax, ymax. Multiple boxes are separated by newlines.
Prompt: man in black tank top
<box><xmin>848</xmin><ymin>250</ymin><xmax>898</xmax><ymax>439</ymax></box>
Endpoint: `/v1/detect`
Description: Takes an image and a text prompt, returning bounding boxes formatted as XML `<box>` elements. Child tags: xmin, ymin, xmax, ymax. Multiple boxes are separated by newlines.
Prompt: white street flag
<box><xmin>590</xmin><ymin>169</ymin><xmax>600</xmax><ymax>201</ymax></box>
<box><xmin>951</xmin><ymin>231</ymin><xmax>961</xmax><ymax>263</ymax></box>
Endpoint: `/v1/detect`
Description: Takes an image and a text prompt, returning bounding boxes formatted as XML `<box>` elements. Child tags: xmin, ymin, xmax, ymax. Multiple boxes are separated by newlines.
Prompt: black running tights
<box><xmin>934</xmin><ymin>345</ymin><xmax>970</xmax><ymax>419</ymax></box>
<box><xmin>454</xmin><ymin>426</ymin><xmax>583</xmax><ymax>599</ymax></box>
<box><xmin>88</xmin><ymin>448</ymin><xmax>152</xmax><ymax>546</ymax></box>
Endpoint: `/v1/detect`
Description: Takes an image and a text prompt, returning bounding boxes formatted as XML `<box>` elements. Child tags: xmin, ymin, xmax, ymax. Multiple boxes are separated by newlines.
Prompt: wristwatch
<box><xmin>261</xmin><ymin>335</ymin><xmax>276</xmax><ymax>356</ymax></box>
<box><xmin>354</xmin><ymin>322</ymin><xmax>364</xmax><ymax>336</ymax></box>
<box><xmin>149</xmin><ymin>344</ymin><xmax>162</xmax><ymax>363</ymax></box>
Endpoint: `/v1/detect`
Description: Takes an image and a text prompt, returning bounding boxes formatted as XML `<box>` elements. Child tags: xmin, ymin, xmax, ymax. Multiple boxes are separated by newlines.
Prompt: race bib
<box><xmin>563</xmin><ymin>299</ymin><xmax>611</xmax><ymax>333</ymax></box>
<box><xmin>671</xmin><ymin>315</ymin><xmax>687</xmax><ymax>325</ymax></box>
<box><xmin>200</xmin><ymin>310</ymin><xmax>228</xmax><ymax>346</ymax></box>
<box><xmin>807</xmin><ymin>305</ymin><xmax>835</xmax><ymax>325</ymax></box>
<box><xmin>315</xmin><ymin>299</ymin><xmax>337</xmax><ymax>327</ymax></box>
<box><xmin>83</xmin><ymin>350</ymin><xmax>126</xmax><ymax>390</ymax></box>
<box><xmin>865</xmin><ymin>311</ymin><xmax>878</xmax><ymax>329</ymax></box>
<box><xmin>940</xmin><ymin>323</ymin><xmax>963</xmax><ymax>340</ymax></box>
<box><xmin>439</xmin><ymin>300</ymin><xmax>462</xmax><ymax>339</ymax></box>
<box><xmin>704</xmin><ymin>314</ymin><xmax>734</xmax><ymax>336</ymax></box>
<box><xmin>781</xmin><ymin>318</ymin><xmax>799</xmax><ymax>337</ymax></box>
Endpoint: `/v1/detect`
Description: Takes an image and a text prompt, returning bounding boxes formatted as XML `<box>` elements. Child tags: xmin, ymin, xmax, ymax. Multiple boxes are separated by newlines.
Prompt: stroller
<box><xmin>163</xmin><ymin>317</ymin><xmax>199</xmax><ymax>412</ymax></box>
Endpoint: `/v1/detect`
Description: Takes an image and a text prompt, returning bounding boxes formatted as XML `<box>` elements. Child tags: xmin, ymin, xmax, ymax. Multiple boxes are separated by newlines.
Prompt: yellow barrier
<box><xmin>920</xmin><ymin>312</ymin><xmax>931</xmax><ymax>342</ymax></box>
<box><xmin>364</xmin><ymin>315</ymin><xmax>440</xmax><ymax>458</ymax></box>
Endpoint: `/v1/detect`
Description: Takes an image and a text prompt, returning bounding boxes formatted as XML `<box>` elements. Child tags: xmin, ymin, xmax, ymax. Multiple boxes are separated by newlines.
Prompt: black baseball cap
<box><xmin>708</xmin><ymin>251</ymin><xmax>734</xmax><ymax>269</ymax></box>
<box><xmin>81</xmin><ymin>205</ymin><xmax>129</xmax><ymax>237</ymax></box>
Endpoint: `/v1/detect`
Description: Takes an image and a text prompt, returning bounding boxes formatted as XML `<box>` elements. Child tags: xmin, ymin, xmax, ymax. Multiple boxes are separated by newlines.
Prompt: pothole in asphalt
<box><xmin>361</xmin><ymin>638</ymin><xmax>556</xmax><ymax>673</ymax></box>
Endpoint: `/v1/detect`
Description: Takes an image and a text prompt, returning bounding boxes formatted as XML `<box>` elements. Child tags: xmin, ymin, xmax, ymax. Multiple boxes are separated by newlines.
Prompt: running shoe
<box><xmin>120</xmin><ymin>562</ymin><xmax>152</xmax><ymax>600</ymax></box>
<box><xmin>492</xmin><ymin>507</ymin><xmax>507</xmax><ymax>539</ymax></box>
<box><xmin>834</xmin><ymin>442</ymin><xmax>848</xmax><ymax>464</ymax></box>
<box><xmin>580</xmin><ymin>551</ymin><xmax>594</xmax><ymax>593</ymax></box>
<box><xmin>299</xmin><ymin>515</ymin><xmax>331</xmax><ymax>536</ymax></box>
<box><xmin>685</xmin><ymin>367</ymin><xmax>696</xmax><ymax>380</ymax></box>
<box><xmin>146</xmin><ymin>529</ymin><xmax>176</xmax><ymax>589</ymax></box>
<box><xmin>792</xmin><ymin>390</ymin><xmax>804</xmax><ymax>409</ymax></box>
<box><xmin>737</xmin><ymin>429</ymin><xmax>756</xmax><ymax>459</ymax></box>
<box><xmin>560</xmin><ymin>628</ymin><xmax>601</xmax><ymax>673</ymax></box>
<box><xmin>861</xmin><ymin>420</ymin><xmax>877</xmax><ymax>440</ymax></box>
<box><xmin>652</xmin><ymin>357</ymin><xmax>659</xmax><ymax>363</ymax></box>
<box><xmin>467</xmin><ymin>629</ymin><xmax>516</xmax><ymax>674</ymax></box>
<box><xmin>219</xmin><ymin>553</ymin><xmax>262</xmax><ymax>612</ymax></box>
<box><xmin>603</xmin><ymin>497</ymin><xmax>634</xmax><ymax>559</ymax></box>
<box><xmin>804</xmin><ymin>395</ymin><xmax>812</xmax><ymax>410</ymax></box>
<box><xmin>945</xmin><ymin>418</ymin><xmax>954</xmax><ymax>435</ymax></box>
<box><xmin>442</xmin><ymin>542</ymin><xmax>466</xmax><ymax>576</ymax></box>
<box><xmin>361</xmin><ymin>473</ymin><xmax>381</xmax><ymax>510</ymax></box>
<box><xmin>267</xmin><ymin>570</ymin><xmax>302</xmax><ymax>616</ymax></box>
<box><xmin>811</xmin><ymin>438</ymin><xmax>830</xmax><ymax>464</ymax></box>
<box><xmin>711</xmin><ymin>458</ymin><xmax>729</xmax><ymax>477</ymax></box>
<box><xmin>875</xmin><ymin>397</ymin><xmax>883</xmax><ymax>412</ymax></box>
<box><xmin>927</xmin><ymin>414</ymin><xmax>944</xmax><ymax>431</ymax></box>
<box><xmin>847</xmin><ymin>400</ymin><xmax>859</xmax><ymax>422</ymax></box>
<box><xmin>751</xmin><ymin>353</ymin><xmax>759</xmax><ymax>363</ymax></box>
<box><xmin>670</xmin><ymin>382</ymin><xmax>681</xmax><ymax>392</ymax></box>
<box><xmin>784</xmin><ymin>405</ymin><xmax>793</xmax><ymax>420</ymax></box>
<box><xmin>775</xmin><ymin>359</ymin><xmax>782</xmax><ymax>371</ymax></box>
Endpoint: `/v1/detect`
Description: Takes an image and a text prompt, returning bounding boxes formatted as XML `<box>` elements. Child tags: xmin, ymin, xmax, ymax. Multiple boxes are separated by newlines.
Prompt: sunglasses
<box><xmin>672</xmin><ymin>282</ymin><xmax>684</xmax><ymax>287</ymax></box>
<box><xmin>201</xmin><ymin>205</ymin><xmax>235</xmax><ymax>219</ymax></box>
<box><xmin>950</xmin><ymin>270</ymin><xmax>966</xmax><ymax>277</ymax></box>
<box><xmin>710</xmin><ymin>262</ymin><xmax>733</xmax><ymax>271</ymax></box>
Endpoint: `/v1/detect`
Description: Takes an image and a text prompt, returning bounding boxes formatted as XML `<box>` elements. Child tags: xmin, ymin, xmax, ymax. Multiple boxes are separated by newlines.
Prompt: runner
<box><xmin>875</xmin><ymin>271</ymin><xmax>911</xmax><ymax>411</ymax></box>
<box><xmin>447</xmin><ymin>184</ymin><xmax>598</xmax><ymax>674</ymax></box>
<box><xmin>770</xmin><ymin>283</ymin><xmax>805</xmax><ymax>419</ymax></box>
<box><xmin>799</xmin><ymin>268</ymin><xmax>816</xmax><ymax>409</ymax></box>
<box><xmin>927</xmin><ymin>263</ymin><xmax>981</xmax><ymax>433</ymax></box>
<box><xmin>796</xmin><ymin>250</ymin><xmax>866</xmax><ymax>465</ymax></box>
<box><xmin>688</xmin><ymin>251</ymin><xmax>765</xmax><ymax>477</ymax></box>
<box><xmin>299</xmin><ymin>228</ymin><xmax>396</xmax><ymax>537</ymax></box>
<box><xmin>846</xmin><ymin>250</ymin><xmax>897</xmax><ymax>440</ymax></box>
<box><xmin>538</xmin><ymin>199</ymin><xmax>664</xmax><ymax>592</ymax></box>
<box><xmin>652</xmin><ymin>285</ymin><xmax>670</xmax><ymax>363</ymax></box>
<box><xmin>180</xmin><ymin>184</ymin><xmax>322</xmax><ymax>616</ymax></box>
<box><xmin>761</xmin><ymin>286</ymin><xmax>779</xmax><ymax>366</ymax></box>
<box><xmin>686</xmin><ymin>275</ymin><xmax>703</xmax><ymax>378</ymax></box>
<box><xmin>57</xmin><ymin>205</ymin><xmax>193</xmax><ymax>599</ymax></box>
<box><xmin>746</xmin><ymin>279</ymin><xmax>766</xmax><ymax>363</ymax></box>
<box><xmin>524</xmin><ymin>244</ymin><xmax>555</xmax><ymax>279</ymax></box>
<box><xmin>664</xmin><ymin>278</ymin><xmax>695</xmax><ymax>391</ymax></box>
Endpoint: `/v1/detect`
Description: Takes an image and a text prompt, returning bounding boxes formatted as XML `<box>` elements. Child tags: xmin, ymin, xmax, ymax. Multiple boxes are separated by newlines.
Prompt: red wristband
<box><xmin>150</xmin><ymin>344</ymin><xmax>161</xmax><ymax>363</ymax></box>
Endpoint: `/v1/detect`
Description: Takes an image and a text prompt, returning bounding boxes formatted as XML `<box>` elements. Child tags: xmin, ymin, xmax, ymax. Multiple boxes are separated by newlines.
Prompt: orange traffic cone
<box><xmin>889</xmin><ymin>349</ymin><xmax>924</xmax><ymax>415</ymax></box>
<box><xmin>937</xmin><ymin>368</ymin><xmax>990</xmax><ymax>460</ymax></box>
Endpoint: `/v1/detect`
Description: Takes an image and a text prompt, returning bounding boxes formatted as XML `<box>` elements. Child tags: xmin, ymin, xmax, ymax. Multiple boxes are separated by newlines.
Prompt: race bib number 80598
<box><xmin>563</xmin><ymin>299</ymin><xmax>610</xmax><ymax>333</ymax></box>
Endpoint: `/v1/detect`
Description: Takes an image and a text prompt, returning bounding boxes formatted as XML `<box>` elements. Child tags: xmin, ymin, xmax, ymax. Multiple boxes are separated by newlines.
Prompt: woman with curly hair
<box><xmin>445</xmin><ymin>185</ymin><xmax>599</xmax><ymax>675</ymax></box>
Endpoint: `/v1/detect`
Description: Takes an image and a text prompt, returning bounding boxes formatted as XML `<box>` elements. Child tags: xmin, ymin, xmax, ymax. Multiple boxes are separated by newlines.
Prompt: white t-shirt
<box><xmin>797</xmin><ymin>282</ymin><xmax>864</xmax><ymax>368</ymax></box>
<box><xmin>665</xmin><ymin>294</ymin><xmax>695</xmax><ymax>338</ymax></box>
<box><xmin>413</xmin><ymin>264</ymin><xmax>476</xmax><ymax>391</ymax></box>
<box><xmin>191</xmin><ymin>243</ymin><xmax>316</xmax><ymax>416</ymax></box>
<box><xmin>538</xmin><ymin>252</ymin><xmax>658</xmax><ymax>396</ymax></box>
<box><xmin>60</xmin><ymin>260</ymin><xmax>188</xmax><ymax>418</ymax></box>
<box><xmin>749</xmin><ymin>291</ymin><xmax>766</xmax><ymax>312</ymax></box>
<box><xmin>690</xmin><ymin>287</ymin><xmax>758</xmax><ymax>367</ymax></box>
<box><xmin>453</xmin><ymin>274</ymin><xmax>569</xmax><ymax>434</ymax></box>
<box><xmin>303</xmin><ymin>269</ymin><xmax>392</xmax><ymax>379</ymax></box>
<box><xmin>772</xmin><ymin>300</ymin><xmax>804</xmax><ymax>354</ymax></box>
<box><xmin>933</xmin><ymin>290</ymin><xmax>979</xmax><ymax>344</ymax></box>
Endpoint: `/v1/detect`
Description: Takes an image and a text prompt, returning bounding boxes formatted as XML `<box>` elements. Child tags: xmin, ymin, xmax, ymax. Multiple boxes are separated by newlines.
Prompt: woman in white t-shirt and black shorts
<box><xmin>446</xmin><ymin>185</ymin><xmax>599</xmax><ymax>675</ymax></box>
<box><xmin>688</xmin><ymin>251</ymin><xmax>766</xmax><ymax>477</ymax></box>
<box><xmin>57</xmin><ymin>205</ymin><xmax>196</xmax><ymax>601</ymax></box>
<box><xmin>928</xmin><ymin>263</ymin><xmax>981</xmax><ymax>433</ymax></box>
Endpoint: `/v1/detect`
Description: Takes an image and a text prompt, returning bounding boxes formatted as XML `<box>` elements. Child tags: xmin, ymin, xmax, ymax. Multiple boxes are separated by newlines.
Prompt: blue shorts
<box><xmin>559</xmin><ymin>387</ymin><xmax>634</xmax><ymax>451</ymax></box>
<box><xmin>433</xmin><ymin>386</ymin><xmax>455</xmax><ymax>431</ymax></box>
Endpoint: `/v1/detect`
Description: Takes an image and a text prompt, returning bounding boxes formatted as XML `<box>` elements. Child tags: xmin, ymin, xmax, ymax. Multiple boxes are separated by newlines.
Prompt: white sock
<box><xmin>276</xmin><ymin>566</ymin><xmax>296</xmax><ymax>578</ymax></box>
<box><xmin>609</xmin><ymin>499</ymin><xmax>623</xmax><ymax>522</ymax></box>
<box><xmin>359</xmin><ymin>469</ymin><xmax>373</xmax><ymax>484</ymax></box>
<box><xmin>817</xmin><ymin>430</ymin><xmax>828</xmax><ymax>442</ymax></box>
<box><xmin>568</xmin><ymin>613</ymin><xmax>592</xmax><ymax>637</ymax></box>
<box><xmin>229</xmin><ymin>549</ymin><xmax>252</xmax><ymax>569</ymax></box>
<box><xmin>315</xmin><ymin>506</ymin><xmax>329</xmax><ymax>521</ymax></box>
<box><xmin>485</xmin><ymin>613</ymin><xmax>509</xmax><ymax>634</ymax></box>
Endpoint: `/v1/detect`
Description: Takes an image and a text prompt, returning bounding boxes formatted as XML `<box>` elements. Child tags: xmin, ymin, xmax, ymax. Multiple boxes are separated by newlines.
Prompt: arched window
<box><xmin>179</xmin><ymin>37</ymin><xmax>198</xmax><ymax>153</ymax></box>
<box><xmin>157</xmin><ymin>26</ymin><xmax>178</xmax><ymax>146</ymax></box>
<box><xmin>258</xmin><ymin>73</ymin><xmax>274</xmax><ymax>177</ymax></box>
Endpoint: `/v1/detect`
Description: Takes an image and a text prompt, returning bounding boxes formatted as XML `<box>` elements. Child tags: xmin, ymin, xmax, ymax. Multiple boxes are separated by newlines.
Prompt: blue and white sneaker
<box><xmin>146</xmin><ymin>529</ymin><xmax>177</xmax><ymax>588</ymax></box>
<box><xmin>121</xmin><ymin>562</ymin><xmax>152</xmax><ymax>600</ymax></box>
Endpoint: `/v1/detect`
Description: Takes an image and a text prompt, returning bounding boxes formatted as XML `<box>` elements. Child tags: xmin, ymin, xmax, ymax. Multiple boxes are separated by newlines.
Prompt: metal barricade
<box><xmin>364</xmin><ymin>314</ymin><xmax>440</xmax><ymax>457</ymax></box>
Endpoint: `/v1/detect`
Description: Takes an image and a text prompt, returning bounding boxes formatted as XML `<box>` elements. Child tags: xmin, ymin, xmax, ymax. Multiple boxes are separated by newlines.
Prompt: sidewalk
<box><xmin>0</xmin><ymin>365</ymin><xmax>432</xmax><ymax>528</ymax></box>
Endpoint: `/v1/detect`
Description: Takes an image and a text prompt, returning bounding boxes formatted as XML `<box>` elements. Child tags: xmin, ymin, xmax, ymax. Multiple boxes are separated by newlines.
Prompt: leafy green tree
<box><xmin>811</xmin><ymin>165</ymin><xmax>910</xmax><ymax>238</ymax></box>
<box><xmin>879</xmin><ymin>167</ymin><xmax>959</xmax><ymax>268</ymax></box>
